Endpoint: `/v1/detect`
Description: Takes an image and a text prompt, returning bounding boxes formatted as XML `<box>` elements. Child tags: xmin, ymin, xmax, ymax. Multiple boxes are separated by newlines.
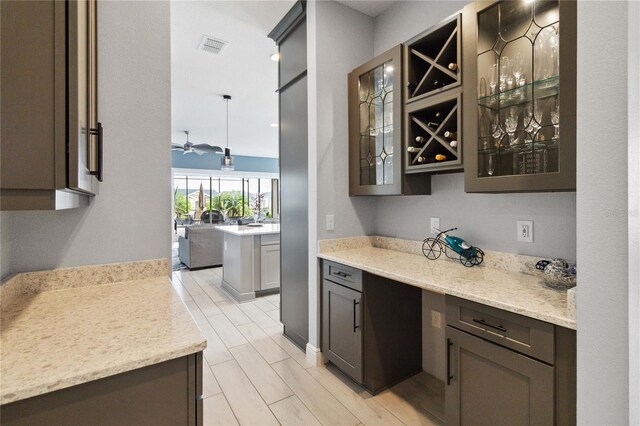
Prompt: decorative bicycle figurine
<box><xmin>422</xmin><ymin>227</ymin><xmax>485</xmax><ymax>267</ymax></box>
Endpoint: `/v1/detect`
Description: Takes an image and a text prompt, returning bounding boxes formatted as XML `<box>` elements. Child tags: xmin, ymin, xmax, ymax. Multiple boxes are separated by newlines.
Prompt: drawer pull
<box><xmin>473</xmin><ymin>318</ymin><xmax>507</xmax><ymax>333</ymax></box>
<box><xmin>334</xmin><ymin>271</ymin><xmax>351</xmax><ymax>278</ymax></box>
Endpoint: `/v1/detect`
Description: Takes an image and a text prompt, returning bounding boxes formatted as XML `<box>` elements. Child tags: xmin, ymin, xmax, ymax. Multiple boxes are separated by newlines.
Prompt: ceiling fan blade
<box><xmin>192</xmin><ymin>144</ymin><xmax>223</xmax><ymax>154</ymax></box>
<box><xmin>171</xmin><ymin>143</ymin><xmax>184</xmax><ymax>150</ymax></box>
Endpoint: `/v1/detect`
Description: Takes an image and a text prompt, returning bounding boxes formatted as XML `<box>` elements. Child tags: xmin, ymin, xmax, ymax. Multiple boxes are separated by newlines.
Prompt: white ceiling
<box><xmin>171</xmin><ymin>1</ymin><xmax>294</xmax><ymax>158</ymax></box>
<box><xmin>336</xmin><ymin>0</ymin><xmax>398</xmax><ymax>17</ymax></box>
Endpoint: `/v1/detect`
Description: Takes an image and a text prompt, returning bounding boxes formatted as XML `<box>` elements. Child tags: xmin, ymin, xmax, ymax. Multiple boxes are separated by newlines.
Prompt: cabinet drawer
<box><xmin>261</xmin><ymin>234</ymin><xmax>280</xmax><ymax>246</ymax></box>
<box><xmin>323</xmin><ymin>260</ymin><xmax>362</xmax><ymax>292</ymax></box>
<box><xmin>445</xmin><ymin>295</ymin><xmax>554</xmax><ymax>364</ymax></box>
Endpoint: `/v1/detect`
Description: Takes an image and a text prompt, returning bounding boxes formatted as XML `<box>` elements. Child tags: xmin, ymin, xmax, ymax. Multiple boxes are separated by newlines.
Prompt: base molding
<box><xmin>220</xmin><ymin>280</ymin><xmax>255</xmax><ymax>302</ymax></box>
<box><xmin>306</xmin><ymin>343</ymin><xmax>324</xmax><ymax>367</ymax></box>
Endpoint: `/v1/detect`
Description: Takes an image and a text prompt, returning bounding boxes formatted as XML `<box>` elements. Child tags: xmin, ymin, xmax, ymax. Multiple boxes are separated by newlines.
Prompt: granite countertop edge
<box><xmin>215</xmin><ymin>223</ymin><xmax>280</xmax><ymax>236</ymax></box>
<box><xmin>2</xmin><ymin>340</ymin><xmax>207</xmax><ymax>405</ymax></box>
<box><xmin>1</xmin><ymin>276</ymin><xmax>207</xmax><ymax>405</ymax></box>
<box><xmin>318</xmin><ymin>248</ymin><xmax>576</xmax><ymax>330</ymax></box>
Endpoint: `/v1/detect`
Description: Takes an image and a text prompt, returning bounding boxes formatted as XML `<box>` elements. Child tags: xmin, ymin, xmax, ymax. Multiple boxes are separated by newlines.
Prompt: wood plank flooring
<box><xmin>172</xmin><ymin>268</ymin><xmax>444</xmax><ymax>426</ymax></box>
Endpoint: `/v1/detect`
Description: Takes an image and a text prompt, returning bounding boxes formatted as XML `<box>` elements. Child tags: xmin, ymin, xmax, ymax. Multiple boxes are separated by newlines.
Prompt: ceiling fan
<box><xmin>171</xmin><ymin>130</ymin><xmax>223</xmax><ymax>155</ymax></box>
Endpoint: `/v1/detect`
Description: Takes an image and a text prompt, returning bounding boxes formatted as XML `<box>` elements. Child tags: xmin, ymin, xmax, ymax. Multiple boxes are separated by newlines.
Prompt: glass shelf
<box><xmin>478</xmin><ymin>75</ymin><xmax>559</xmax><ymax>109</ymax></box>
<box><xmin>477</xmin><ymin>139</ymin><xmax>559</xmax><ymax>177</ymax></box>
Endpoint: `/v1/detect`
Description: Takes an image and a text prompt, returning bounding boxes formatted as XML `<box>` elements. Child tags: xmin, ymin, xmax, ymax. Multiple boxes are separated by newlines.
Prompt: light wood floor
<box><xmin>173</xmin><ymin>268</ymin><xmax>445</xmax><ymax>426</ymax></box>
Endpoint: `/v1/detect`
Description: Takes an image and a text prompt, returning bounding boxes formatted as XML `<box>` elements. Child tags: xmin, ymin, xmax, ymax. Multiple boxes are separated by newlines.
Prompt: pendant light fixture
<box><xmin>221</xmin><ymin>94</ymin><xmax>235</xmax><ymax>171</ymax></box>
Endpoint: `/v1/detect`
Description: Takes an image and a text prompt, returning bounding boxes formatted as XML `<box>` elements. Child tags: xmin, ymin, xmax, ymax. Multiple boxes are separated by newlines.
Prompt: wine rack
<box><xmin>403</xmin><ymin>13</ymin><xmax>463</xmax><ymax>174</ymax></box>
<box><xmin>404</xmin><ymin>14</ymin><xmax>461</xmax><ymax>103</ymax></box>
<box><xmin>405</xmin><ymin>91</ymin><xmax>462</xmax><ymax>173</ymax></box>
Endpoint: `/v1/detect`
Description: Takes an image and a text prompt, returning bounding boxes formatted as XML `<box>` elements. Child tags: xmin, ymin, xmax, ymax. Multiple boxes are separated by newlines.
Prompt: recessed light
<box><xmin>270</xmin><ymin>123</ymin><xmax>279</xmax><ymax>128</ymax></box>
<box><xmin>385</xmin><ymin>65</ymin><xmax>394</xmax><ymax>73</ymax></box>
<box><xmin>270</xmin><ymin>53</ymin><xmax>280</xmax><ymax>62</ymax></box>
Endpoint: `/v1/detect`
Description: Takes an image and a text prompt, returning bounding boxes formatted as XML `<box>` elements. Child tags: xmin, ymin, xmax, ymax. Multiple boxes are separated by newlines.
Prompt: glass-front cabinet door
<box><xmin>463</xmin><ymin>0</ymin><xmax>576</xmax><ymax>192</ymax></box>
<box><xmin>348</xmin><ymin>46</ymin><xmax>403</xmax><ymax>195</ymax></box>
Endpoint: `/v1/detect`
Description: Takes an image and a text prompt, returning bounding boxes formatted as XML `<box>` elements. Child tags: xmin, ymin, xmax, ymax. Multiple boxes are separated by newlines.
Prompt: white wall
<box><xmin>374</xmin><ymin>0</ymin><xmax>467</xmax><ymax>55</ymax></box>
<box><xmin>628</xmin><ymin>3</ymin><xmax>640</xmax><ymax>424</ymax></box>
<box><xmin>371</xmin><ymin>0</ymin><xmax>576</xmax><ymax>261</ymax></box>
<box><xmin>375</xmin><ymin>174</ymin><xmax>576</xmax><ymax>259</ymax></box>
<box><xmin>0</xmin><ymin>1</ymin><xmax>172</xmax><ymax>278</ymax></box>
<box><xmin>307</xmin><ymin>0</ymin><xmax>377</xmax><ymax>351</ymax></box>
<box><xmin>576</xmin><ymin>1</ymin><xmax>631</xmax><ymax>423</ymax></box>
<box><xmin>422</xmin><ymin>291</ymin><xmax>446</xmax><ymax>381</ymax></box>
<box><xmin>313</xmin><ymin>3</ymin><xmax>377</xmax><ymax>241</ymax></box>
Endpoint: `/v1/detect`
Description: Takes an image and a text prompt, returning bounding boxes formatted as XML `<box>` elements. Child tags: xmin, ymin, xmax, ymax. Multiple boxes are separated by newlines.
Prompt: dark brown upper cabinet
<box><xmin>348</xmin><ymin>45</ymin><xmax>431</xmax><ymax>196</ymax></box>
<box><xmin>1</xmin><ymin>0</ymin><xmax>102</xmax><ymax>210</ymax></box>
<box><xmin>403</xmin><ymin>14</ymin><xmax>464</xmax><ymax>174</ymax></box>
<box><xmin>463</xmin><ymin>0</ymin><xmax>576</xmax><ymax>192</ymax></box>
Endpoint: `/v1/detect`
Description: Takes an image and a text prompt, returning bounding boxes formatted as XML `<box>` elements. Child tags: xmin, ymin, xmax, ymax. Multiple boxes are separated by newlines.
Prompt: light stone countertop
<box><xmin>216</xmin><ymin>223</ymin><xmax>280</xmax><ymax>236</ymax></box>
<box><xmin>318</xmin><ymin>246</ymin><xmax>575</xmax><ymax>330</ymax></box>
<box><xmin>0</xmin><ymin>276</ymin><xmax>207</xmax><ymax>405</ymax></box>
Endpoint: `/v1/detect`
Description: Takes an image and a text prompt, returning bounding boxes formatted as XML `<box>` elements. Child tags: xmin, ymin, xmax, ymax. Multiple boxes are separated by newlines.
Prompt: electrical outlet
<box><xmin>326</xmin><ymin>214</ymin><xmax>335</xmax><ymax>231</ymax></box>
<box><xmin>517</xmin><ymin>220</ymin><xmax>534</xmax><ymax>243</ymax></box>
<box><xmin>431</xmin><ymin>310</ymin><xmax>442</xmax><ymax>328</ymax></box>
<box><xmin>430</xmin><ymin>217</ymin><xmax>440</xmax><ymax>235</ymax></box>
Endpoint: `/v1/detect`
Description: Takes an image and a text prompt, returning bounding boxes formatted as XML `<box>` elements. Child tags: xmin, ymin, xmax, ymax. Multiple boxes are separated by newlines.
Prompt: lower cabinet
<box><xmin>445</xmin><ymin>326</ymin><xmax>554</xmax><ymax>426</ymax></box>
<box><xmin>321</xmin><ymin>260</ymin><xmax>422</xmax><ymax>394</ymax></box>
<box><xmin>260</xmin><ymin>242</ymin><xmax>280</xmax><ymax>291</ymax></box>
<box><xmin>1</xmin><ymin>353</ymin><xmax>203</xmax><ymax>426</ymax></box>
<box><xmin>322</xmin><ymin>279</ymin><xmax>363</xmax><ymax>382</ymax></box>
<box><xmin>445</xmin><ymin>295</ymin><xmax>576</xmax><ymax>426</ymax></box>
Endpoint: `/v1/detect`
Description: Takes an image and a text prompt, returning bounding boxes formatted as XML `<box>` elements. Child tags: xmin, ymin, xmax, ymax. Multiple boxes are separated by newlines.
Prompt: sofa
<box><xmin>178</xmin><ymin>224</ymin><xmax>224</xmax><ymax>269</ymax></box>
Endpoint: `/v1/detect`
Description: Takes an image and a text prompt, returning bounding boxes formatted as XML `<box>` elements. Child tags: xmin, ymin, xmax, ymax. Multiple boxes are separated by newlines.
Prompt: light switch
<box><xmin>326</xmin><ymin>214</ymin><xmax>335</xmax><ymax>231</ymax></box>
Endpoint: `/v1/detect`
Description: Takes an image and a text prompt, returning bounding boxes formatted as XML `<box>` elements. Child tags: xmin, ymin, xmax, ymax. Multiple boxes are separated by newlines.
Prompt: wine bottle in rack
<box><xmin>407</xmin><ymin>146</ymin><xmax>421</xmax><ymax>153</ymax></box>
<box><xmin>450</xmin><ymin>140</ymin><xmax>458</xmax><ymax>148</ymax></box>
<box><xmin>406</xmin><ymin>82</ymin><xmax>417</xmax><ymax>91</ymax></box>
<box><xmin>427</xmin><ymin>122</ymin><xmax>440</xmax><ymax>128</ymax></box>
<box><xmin>415</xmin><ymin>136</ymin><xmax>425</xmax><ymax>143</ymax></box>
<box><xmin>444</xmin><ymin>131</ymin><xmax>457</xmax><ymax>139</ymax></box>
<box><xmin>448</xmin><ymin>63</ymin><xmax>458</xmax><ymax>71</ymax></box>
<box><xmin>416</xmin><ymin>156</ymin><xmax>426</xmax><ymax>163</ymax></box>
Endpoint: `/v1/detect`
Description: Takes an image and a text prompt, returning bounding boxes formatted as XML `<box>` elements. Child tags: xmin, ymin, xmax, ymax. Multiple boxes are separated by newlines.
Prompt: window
<box><xmin>173</xmin><ymin>174</ymin><xmax>278</xmax><ymax>220</ymax></box>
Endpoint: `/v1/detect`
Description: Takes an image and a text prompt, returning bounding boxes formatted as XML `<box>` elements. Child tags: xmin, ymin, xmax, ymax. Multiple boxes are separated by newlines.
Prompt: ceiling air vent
<box><xmin>199</xmin><ymin>35</ymin><xmax>227</xmax><ymax>54</ymax></box>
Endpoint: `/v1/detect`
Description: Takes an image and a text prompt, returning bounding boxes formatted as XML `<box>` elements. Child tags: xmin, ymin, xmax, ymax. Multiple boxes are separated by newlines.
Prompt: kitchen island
<box><xmin>216</xmin><ymin>223</ymin><xmax>280</xmax><ymax>301</ymax></box>
<box><xmin>0</xmin><ymin>260</ymin><xmax>206</xmax><ymax>425</ymax></box>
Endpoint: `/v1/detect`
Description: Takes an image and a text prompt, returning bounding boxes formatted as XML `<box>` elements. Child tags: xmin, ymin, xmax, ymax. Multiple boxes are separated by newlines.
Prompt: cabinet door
<box><xmin>260</xmin><ymin>244</ymin><xmax>280</xmax><ymax>290</ymax></box>
<box><xmin>322</xmin><ymin>280</ymin><xmax>363</xmax><ymax>383</ymax></box>
<box><xmin>463</xmin><ymin>0</ymin><xmax>576</xmax><ymax>192</ymax></box>
<box><xmin>0</xmin><ymin>1</ymin><xmax>61</xmax><ymax>190</ymax></box>
<box><xmin>445</xmin><ymin>326</ymin><xmax>554</xmax><ymax>426</ymax></box>
<box><xmin>67</xmin><ymin>0</ymin><xmax>94</xmax><ymax>194</ymax></box>
<box><xmin>348</xmin><ymin>46</ymin><xmax>403</xmax><ymax>195</ymax></box>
